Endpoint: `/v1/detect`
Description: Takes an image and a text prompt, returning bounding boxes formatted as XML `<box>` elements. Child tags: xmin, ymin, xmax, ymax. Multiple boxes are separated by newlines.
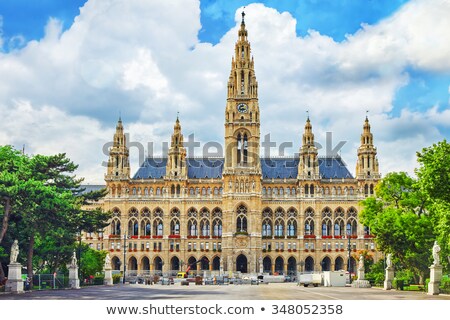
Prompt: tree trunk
<box><xmin>27</xmin><ymin>234</ymin><xmax>35</xmax><ymax>289</ymax></box>
<box><xmin>0</xmin><ymin>197</ymin><xmax>11</xmax><ymax>244</ymax></box>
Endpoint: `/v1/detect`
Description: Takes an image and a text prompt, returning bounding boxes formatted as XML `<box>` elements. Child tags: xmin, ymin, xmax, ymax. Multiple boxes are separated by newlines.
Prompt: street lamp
<box><xmin>346</xmin><ymin>224</ymin><xmax>352</xmax><ymax>284</ymax></box>
<box><xmin>123</xmin><ymin>232</ymin><xmax>129</xmax><ymax>284</ymax></box>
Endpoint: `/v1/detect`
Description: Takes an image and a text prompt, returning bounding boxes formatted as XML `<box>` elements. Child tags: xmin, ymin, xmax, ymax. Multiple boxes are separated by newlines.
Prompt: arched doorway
<box><xmin>287</xmin><ymin>257</ymin><xmax>297</xmax><ymax>276</ymax></box>
<box><xmin>141</xmin><ymin>257</ymin><xmax>150</xmax><ymax>272</ymax></box>
<box><xmin>187</xmin><ymin>256</ymin><xmax>197</xmax><ymax>275</ymax></box>
<box><xmin>128</xmin><ymin>257</ymin><xmax>138</xmax><ymax>271</ymax></box>
<box><xmin>335</xmin><ymin>256</ymin><xmax>344</xmax><ymax>271</ymax></box>
<box><xmin>171</xmin><ymin>256</ymin><xmax>180</xmax><ymax>271</ymax></box>
<box><xmin>321</xmin><ymin>256</ymin><xmax>331</xmax><ymax>271</ymax></box>
<box><xmin>305</xmin><ymin>256</ymin><xmax>314</xmax><ymax>272</ymax></box>
<box><xmin>275</xmin><ymin>256</ymin><xmax>284</xmax><ymax>275</ymax></box>
<box><xmin>236</xmin><ymin>254</ymin><xmax>247</xmax><ymax>273</ymax></box>
<box><xmin>112</xmin><ymin>256</ymin><xmax>121</xmax><ymax>270</ymax></box>
<box><xmin>212</xmin><ymin>257</ymin><xmax>220</xmax><ymax>271</ymax></box>
<box><xmin>263</xmin><ymin>256</ymin><xmax>271</xmax><ymax>273</ymax></box>
<box><xmin>201</xmin><ymin>257</ymin><xmax>210</xmax><ymax>270</ymax></box>
<box><xmin>154</xmin><ymin>257</ymin><xmax>163</xmax><ymax>272</ymax></box>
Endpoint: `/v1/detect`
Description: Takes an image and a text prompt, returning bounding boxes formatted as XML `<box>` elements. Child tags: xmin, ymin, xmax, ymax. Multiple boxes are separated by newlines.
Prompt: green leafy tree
<box><xmin>0</xmin><ymin>146</ymin><xmax>110</xmax><ymax>285</ymax></box>
<box><xmin>79</xmin><ymin>245</ymin><xmax>107</xmax><ymax>281</ymax></box>
<box><xmin>360</xmin><ymin>172</ymin><xmax>435</xmax><ymax>284</ymax></box>
<box><xmin>416</xmin><ymin>140</ymin><xmax>450</xmax><ymax>269</ymax></box>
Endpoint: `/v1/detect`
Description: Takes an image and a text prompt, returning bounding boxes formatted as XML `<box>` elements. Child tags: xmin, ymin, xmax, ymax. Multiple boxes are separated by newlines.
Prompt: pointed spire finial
<box><xmin>176</xmin><ymin>111</ymin><xmax>180</xmax><ymax>122</ymax></box>
<box><xmin>241</xmin><ymin>7</ymin><xmax>246</xmax><ymax>24</ymax></box>
<box><xmin>365</xmin><ymin>110</ymin><xmax>369</xmax><ymax>121</ymax></box>
<box><xmin>118</xmin><ymin>110</ymin><xmax>122</xmax><ymax>122</ymax></box>
<box><xmin>306</xmin><ymin>110</ymin><xmax>310</xmax><ymax>121</ymax></box>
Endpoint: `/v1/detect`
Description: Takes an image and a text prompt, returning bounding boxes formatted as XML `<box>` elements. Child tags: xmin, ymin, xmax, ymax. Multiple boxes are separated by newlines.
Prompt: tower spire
<box><xmin>106</xmin><ymin>118</ymin><xmax>130</xmax><ymax>180</ymax></box>
<box><xmin>298</xmin><ymin>117</ymin><xmax>319</xmax><ymax>179</ymax></box>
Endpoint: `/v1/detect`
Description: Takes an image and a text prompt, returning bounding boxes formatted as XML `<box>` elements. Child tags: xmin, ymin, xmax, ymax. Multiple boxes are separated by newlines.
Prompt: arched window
<box><xmin>200</xmin><ymin>219</ymin><xmax>210</xmax><ymax>237</ymax></box>
<box><xmin>304</xmin><ymin>207</ymin><xmax>315</xmax><ymax>236</ymax></box>
<box><xmin>141</xmin><ymin>219</ymin><xmax>151</xmax><ymax>236</ymax></box>
<box><xmin>304</xmin><ymin>184</ymin><xmax>309</xmax><ymax>195</ymax></box>
<box><xmin>213</xmin><ymin>218</ymin><xmax>222</xmax><ymax>237</ymax></box>
<box><xmin>188</xmin><ymin>219</ymin><xmax>198</xmax><ymax>236</ymax></box>
<box><xmin>287</xmin><ymin>219</ymin><xmax>297</xmax><ymax>237</ymax></box>
<box><xmin>128</xmin><ymin>219</ymin><xmax>139</xmax><ymax>236</ymax></box>
<box><xmin>364</xmin><ymin>184</ymin><xmax>369</xmax><ymax>196</ymax></box>
<box><xmin>153</xmin><ymin>219</ymin><xmax>163</xmax><ymax>236</ymax></box>
<box><xmin>170</xmin><ymin>219</ymin><xmax>180</xmax><ymax>235</ymax></box>
<box><xmin>310</xmin><ymin>184</ymin><xmax>314</xmax><ymax>195</ymax></box>
<box><xmin>274</xmin><ymin>218</ymin><xmax>284</xmax><ymax>237</ymax></box>
<box><xmin>334</xmin><ymin>219</ymin><xmax>344</xmax><ymax>237</ymax></box>
<box><xmin>262</xmin><ymin>218</ymin><xmax>272</xmax><ymax>237</ymax></box>
<box><xmin>322</xmin><ymin>218</ymin><xmax>332</xmax><ymax>236</ymax></box>
<box><xmin>236</xmin><ymin>205</ymin><xmax>248</xmax><ymax>233</ymax></box>
<box><xmin>111</xmin><ymin>218</ymin><xmax>121</xmax><ymax>236</ymax></box>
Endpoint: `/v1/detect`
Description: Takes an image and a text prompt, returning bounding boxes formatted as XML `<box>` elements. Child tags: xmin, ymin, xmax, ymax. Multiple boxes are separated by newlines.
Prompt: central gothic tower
<box><xmin>222</xmin><ymin>12</ymin><xmax>262</xmax><ymax>273</ymax></box>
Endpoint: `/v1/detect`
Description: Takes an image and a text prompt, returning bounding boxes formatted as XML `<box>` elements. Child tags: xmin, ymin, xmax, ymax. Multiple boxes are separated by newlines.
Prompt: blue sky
<box><xmin>0</xmin><ymin>0</ymin><xmax>449</xmax><ymax>182</ymax></box>
<box><xmin>0</xmin><ymin>0</ymin><xmax>447</xmax><ymax>122</ymax></box>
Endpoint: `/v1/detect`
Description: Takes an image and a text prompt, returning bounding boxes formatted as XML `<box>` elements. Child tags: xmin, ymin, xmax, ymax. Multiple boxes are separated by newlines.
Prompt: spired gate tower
<box><xmin>84</xmin><ymin>11</ymin><xmax>382</xmax><ymax>278</ymax></box>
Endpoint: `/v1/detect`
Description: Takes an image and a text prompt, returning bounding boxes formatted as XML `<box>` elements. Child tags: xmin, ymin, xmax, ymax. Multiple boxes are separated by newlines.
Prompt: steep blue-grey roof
<box><xmin>133</xmin><ymin>156</ymin><xmax>353</xmax><ymax>180</ymax></box>
<box><xmin>133</xmin><ymin>158</ymin><xmax>167</xmax><ymax>179</ymax></box>
<box><xmin>187</xmin><ymin>158</ymin><xmax>224</xmax><ymax>179</ymax></box>
<box><xmin>78</xmin><ymin>185</ymin><xmax>106</xmax><ymax>194</ymax></box>
<box><xmin>260</xmin><ymin>157</ymin><xmax>353</xmax><ymax>179</ymax></box>
<box><xmin>318</xmin><ymin>157</ymin><xmax>353</xmax><ymax>179</ymax></box>
<box><xmin>261</xmin><ymin>158</ymin><xmax>299</xmax><ymax>179</ymax></box>
<box><xmin>132</xmin><ymin>158</ymin><xmax>224</xmax><ymax>179</ymax></box>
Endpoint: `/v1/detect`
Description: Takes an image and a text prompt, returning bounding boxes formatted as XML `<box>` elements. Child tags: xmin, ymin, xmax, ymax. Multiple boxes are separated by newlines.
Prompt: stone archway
<box><xmin>212</xmin><ymin>256</ymin><xmax>220</xmax><ymax>271</ymax></box>
<box><xmin>154</xmin><ymin>257</ymin><xmax>163</xmax><ymax>272</ymax></box>
<box><xmin>275</xmin><ymin>256</ymin><xmax>284</xmax><ymax>275</ymax></box>
<box><xmin>112</xmin><ymin>256</ymin><xmax>121</xmax><ymax>270</ymax></box>
<box><xmin>128</xmin><ymin>256</ymin><xmax>138</xmax><ymax>271</ymax></box>
<box><xmin>201</xmin><ymin>257</ymin><xmax>210</xmax><ymax>270</ymax></box>
<box><xmin>321</xmin><ymin>256</ymin><xmax>331</xmax><ymax>271</ymax></box>
<box><xmin>171</xmin><ymin>256</ymin><xmax>180</xmax><ymax>271</ymax></box>
<box><xmin>141</xmin><ymin>257</ymin><xmax>150</xmax><ymax>271</ymax></box>
<box><xmin>263</xmin><ymin>256</ymin><xmax>272</xmax><ymax>273</ymax></box>
<box><xmin>236</xmin><ymin>254</ymin><xmax>247</xmax><ymax>273</ymax></box>
<box><xmin>287</xmin><ymin>257</ymin><xmax>297</xmax><ymax>276</ymax></box>
<box><xmin>305</xmin><ymin>256</ymin><xmax>314</xmax><ymax>272</ymax></box>
<box><xmin>335</xmin><ymin>256</ymin><xmax>344</xmax><ymax>271</ymax></box>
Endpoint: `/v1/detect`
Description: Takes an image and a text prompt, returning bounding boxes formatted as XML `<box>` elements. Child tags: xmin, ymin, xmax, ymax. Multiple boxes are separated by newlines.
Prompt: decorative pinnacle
<box><xmin>176</xmin><ymin>111</ymin><xmax>180</xmax><ymax>122</ymax></box>
<box><xmin>241</xmin><ymin>8</ymin><xmax>246</xmax><ymax>24</ymax></box>
<box><xmin>306</xmin><ymin>110</ymin><xmax>310</xmax><ymax>122</ymax></box>
<box><xmin>365</xmin><ymin>110</ymin><xmax>369</xmax><ymax>121</ymax></box>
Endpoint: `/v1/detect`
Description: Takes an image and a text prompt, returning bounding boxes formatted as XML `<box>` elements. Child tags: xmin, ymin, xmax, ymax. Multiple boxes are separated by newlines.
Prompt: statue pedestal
<box><xmin>68</xmin><ymin>266</ymin><xmax>80</xmax><ymax>289</ymax></box>
<box><xmin>357</xmin><ymin>267</ymin><xmax>365</xmax><ymax>281</ymax></box>
<box><xmin>384</xmin><ymin>267</ymin><xmax>394</xmax><ymax>290</ymax></box>
<box><xmin>5</xmin><ymin>263</ymin><xmax>24</xmax><ymax>294</ymax></box>
<box><xmin>104</xmin><ymin>268</ymin><xmax>113</xmax><ymax>286</ymax></box>
<box><xmin>428</xmin><ymin>264</ymin><xmax>442</xmax><ymax>295</ymax></box>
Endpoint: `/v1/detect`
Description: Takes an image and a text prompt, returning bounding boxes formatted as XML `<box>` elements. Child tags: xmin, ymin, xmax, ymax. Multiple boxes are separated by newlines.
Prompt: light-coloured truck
<box><xmin>297</xmin><ymin>273</ymin><xmax>322</xmax><ymax>287</ymax></box>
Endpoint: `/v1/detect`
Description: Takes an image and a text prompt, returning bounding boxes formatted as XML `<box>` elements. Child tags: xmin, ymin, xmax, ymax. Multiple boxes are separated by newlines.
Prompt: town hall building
<box><xmin>84</xmin><ymin>12</ymin><xmax>381</xmax><ymax>278</ymax></box>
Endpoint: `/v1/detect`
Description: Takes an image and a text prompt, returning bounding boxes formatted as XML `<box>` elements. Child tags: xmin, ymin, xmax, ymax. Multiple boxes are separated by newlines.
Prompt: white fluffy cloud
<box><xmin>0</xmin><ymin>0</ymin><xmax>449</xmax><ymax>183</ymax></box>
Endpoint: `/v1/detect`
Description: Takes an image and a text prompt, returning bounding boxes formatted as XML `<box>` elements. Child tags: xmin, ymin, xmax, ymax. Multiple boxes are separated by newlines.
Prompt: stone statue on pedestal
<box><xmin>358</xmin><ymin>255</ymin><xmax>364</xmax><ymax>270</ymax></box>
<box><xmin>104</xmin><ymin>254</ymin><xmax>112</xmax><ymax>270</ymax></box>
<box><xmin>10</xmin><ymin>240</ymin><xmax>19</xmax><ymax>264</ymax></box>
<box><xmin>71</xmin><ymin>250</ymin><xmax>78</xmax><ymax>267</ymax></box>
<box><xmin>432</xmin><ymin>241</ymin><xmax>441</xmax><ymax>266</ymax></box>
<box><xmin>386</xmin><ymin>253</ymin><xmax>392</xmax><ymax>268</ymax></box>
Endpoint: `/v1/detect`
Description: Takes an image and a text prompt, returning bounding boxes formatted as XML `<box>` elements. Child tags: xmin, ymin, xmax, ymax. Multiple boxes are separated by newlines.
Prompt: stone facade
<box><xmin>83</xmin><ymin>13</ymin><xmax>381</xmax><ymax>277</ymax></box>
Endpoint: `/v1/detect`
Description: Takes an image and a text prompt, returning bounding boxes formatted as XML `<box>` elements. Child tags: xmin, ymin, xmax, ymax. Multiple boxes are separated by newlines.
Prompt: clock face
<box><xmin>237</xmin><ymin>103</ymin><xmax>248</xmax><ymax>113</ymax></box>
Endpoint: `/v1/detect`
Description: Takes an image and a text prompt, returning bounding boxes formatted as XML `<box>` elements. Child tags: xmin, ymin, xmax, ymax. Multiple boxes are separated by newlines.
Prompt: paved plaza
<box><xmin>1</xmin><ymin>283</ymin><xmax>449</xmax><ymax>300</ymax></box>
